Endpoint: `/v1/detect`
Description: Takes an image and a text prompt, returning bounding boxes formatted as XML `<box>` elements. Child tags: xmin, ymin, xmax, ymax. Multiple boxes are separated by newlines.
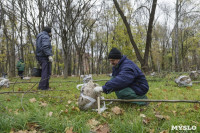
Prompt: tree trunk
<box><xmin>79</xmin><ymin>53</ymin><xmax>84</xmax><ymax>75</ymax></box>
<box><xmin>19</xmin><ymin>0</ymin><xmax>24</xmax><ymax>60</ymax></box>
<box><xmin>174</xmin><ymin>0</ymin><xmax>179</xmax><ymax>72</ymax></box>
<box><xmin>97</xmin><ymin>43</ymin><xmax>104</xmax><ymax>74</ymax></box>
<box><xmin>192</xmin><ymin>50</ymin><xmax>197</xmax><ymax>70</ymax></box>
<box><xmin>91</xmin><ymin>41</ymin><xmax>94</xmax><ymax>74</ymax></box>
<box><xmin>68</xmin><ymin>48</ymin><xmax>72</xmax><ymax>76</ymax></box>
<box><xmin>10</xmin><ymin>0</ymin><xmax>16</xmax><ymax>77</ymax></box>
<box><xmin>54</xmin><ymin>36</ymin><xmax>58</xmax><ymax>75</ymax></box>
<box><xmin>150</xmin><ymin>47</ymin><xmax>156</xmax><ymax>71</ymax></box>
<box><xmin>161</xmin><ymin>42</ymin><xmax>166</xmax><ymax>71</ymax></box>
<box><xmin>143</xmin><ymin>0</ymin><xmax>157</xmax><ymax>72</ymax></box>
<box><xmin>72</xmin><ymin>47</ymin><xmax>76</xmax><ymax>75</ymax></box>
<box><xmin>63</xmin><ymin>51</ymin><xmax>68</xmax><ymax>78</ymax></box>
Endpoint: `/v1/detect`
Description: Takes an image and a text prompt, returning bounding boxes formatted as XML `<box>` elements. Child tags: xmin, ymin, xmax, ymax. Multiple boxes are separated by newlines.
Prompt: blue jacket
<box><xmin>102</xmin><ymin>56</ymin><xmax>149</xmax><ymax>96</ymax></box>
<box><xmin>36</xmin><ymin>31</ymin><xmax>52</xmax><ymax>57</ymax></box>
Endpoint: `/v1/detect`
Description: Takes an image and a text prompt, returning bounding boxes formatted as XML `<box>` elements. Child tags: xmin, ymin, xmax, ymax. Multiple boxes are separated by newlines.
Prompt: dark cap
<box><xmin>43</xmin><ymin>27</ymin><xmax>51</xmax><ymax>33</ymax></box>
<box><xmin>108</xmin><ymin>48</ymin><xmax>122</xmax><ymax>59</ymax></box>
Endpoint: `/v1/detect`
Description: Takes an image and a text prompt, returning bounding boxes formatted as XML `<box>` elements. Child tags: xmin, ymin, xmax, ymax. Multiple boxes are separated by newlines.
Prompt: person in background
<box><xmin>16</xmin><ymin>59</ymin><xmax>25</xmax><ymax>79</ymax></box>
<box><xmin>94</xmin><ymin>48</ymin><xmax>149</xmax><ymax>105</ymax></box>
<box><xmin>36</xmin><ymin>27</ymin><xmax>53</xmax><ymax>90</ymax></box>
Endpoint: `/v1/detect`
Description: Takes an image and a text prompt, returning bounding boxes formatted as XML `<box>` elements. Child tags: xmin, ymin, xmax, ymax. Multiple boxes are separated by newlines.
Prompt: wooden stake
<box><xmin>97</xmin><ymin>96</ymin><xmax>101</xmax><ymax>114</ymax></box>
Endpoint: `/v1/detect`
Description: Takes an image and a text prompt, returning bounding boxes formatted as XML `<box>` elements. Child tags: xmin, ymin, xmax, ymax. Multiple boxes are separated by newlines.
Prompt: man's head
<box><xmin>108</xmin><ymin>48</ymin><xmax>122</xmax><ymax>66</ymax></box>
<box><xmin>43</xmin><ymin>27</ymin><xmax>52</xmax><ymax>37</ymax></box>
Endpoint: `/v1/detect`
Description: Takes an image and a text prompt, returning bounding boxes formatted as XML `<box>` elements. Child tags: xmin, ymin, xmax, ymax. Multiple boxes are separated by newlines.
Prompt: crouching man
<box><xmin>94</xmin><ymin>48</ymin><xmax>149</xmax><ymax>105</ymax></box>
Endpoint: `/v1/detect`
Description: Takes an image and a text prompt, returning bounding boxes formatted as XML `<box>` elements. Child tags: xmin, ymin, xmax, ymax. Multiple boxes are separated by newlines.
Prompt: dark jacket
<box><xmin>17</xmin><ymin>60</ymin><xmax>25</xmax><ymax>71</ymax></box>
<box><xmin>102</xmin><ymin>56</ymin><xmax>149</xmax><ymax>96</ymax></box>
<box><xmin>36</xmin><ymin>31</ymin><xmax>52</xmax><ymax>57</ymax></box>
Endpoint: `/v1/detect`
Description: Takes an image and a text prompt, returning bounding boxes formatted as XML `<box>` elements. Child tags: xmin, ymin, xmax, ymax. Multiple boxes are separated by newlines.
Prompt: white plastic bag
<box><xmin>175</xmin><ymin>75</ymin><xmax>192</xmax><ymax>87</ymax></box>
<box><xmin>0</xmin><ymin>78</ymin><xmax>9</xmax><ymax>88</ymax></box>
<box><xmin>77</xmin><ymin>80</ymin><xmax>100</xmax><ymax>110</ymax></box>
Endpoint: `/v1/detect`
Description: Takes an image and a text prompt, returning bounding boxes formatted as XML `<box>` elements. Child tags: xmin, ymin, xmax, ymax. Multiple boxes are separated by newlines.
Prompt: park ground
<box><xmin>0</xmin><ymin>73</ymin><xmax>200</xmax><ymax>133</ymax></box>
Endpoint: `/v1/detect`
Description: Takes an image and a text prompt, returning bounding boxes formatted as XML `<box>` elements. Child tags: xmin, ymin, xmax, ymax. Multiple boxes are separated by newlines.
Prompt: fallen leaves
<box><xmin>14</xmin><ymin>109</ymin><xmax>19</xmax><ymax>115</ymax></box>
<box><xmin>157</xmin><ymin>102</ymin><xmax>162</xmax><ymax>107</ymax></box>
<box><xmin>143</xmin><ymin>117</ymin><xmax>151</xmax><ymax>125</ymax></box>
<box><xmin>68</xmin><ymin>100</ymin><xmax>72</xmax><ymax>104</ymax></box>
<box><xmin>111</xmin><ymin>106</ymin><xmax>124</xmax><ymax>115</ymax></box>
<box><xmin>140</xmin><ymin>114</ymin><xmax>146</xmax><ymax>118</ymax></box>
<box><xmin>87</xmin><ymin>119</ymin><xmax>110</xmax><ymax>133</ymax></box>
<box><xmin>160</xmin><ymin>130</ymin><xmax>169</xmax><ymax>133</ymax></box>
<box><xmin>29</xmin><ymin>98</ymin><xmax>49</xmax><ymax>108</ymax></box>
<box><xmin>65</xmin><ymin>127</ymin><xmax>76</xmax><ymax>133</ymax></box>
<box><xmin>18</xmin><ymin>88</ymin><xmax>23</xmax><ymax>91</ymax></box>
<box><xmin>26</xmin><ymin>122</ymin><xmax>40</xmax><ymax>131</ymax></box>
<box><xmin>140</xmin><ymin>111</ymin><xmax>171</xmax><ymax>126</ymax></box>
<box><xmin>10</xmin><ymin>129</ymin><xmax>37</xmax><ymax>133</ymax></box>
<box><xmin>186</xmin><ymin>86</ymin><xmax>192</xmax><ymax>90</ymax></box>
<box><xmin>7</xmin><ymin>98</ymin><xmax>11</xmax><ymax>101</ymax></box>
<box><xmin>172</xmin><ymin>110</ymin><xmax>177</xmax><ymax>116</ymax></box>
<box><xmin>94</xmin><ymin>124</ymin><xmax>110</xmax><ymax>133</ymax></box>
<box><xmin>194</xmin><ymin>104</ymin><xmax>199</xmax><ymax>110</ymax></box>
<box><xmin>74</xmin><ymin>94</ymin><xmax>78</xmax><ymax>99</ymax></box>
<box><xmin>140</xmin><ymin>114</ymin><xmax>151</xmax><ymax>125</ymax></box>
<box><xmin>101</xmin><ymin>112</ymin><xmax>112</xmax><ymax>119</ymax></box>
<box><xmin>155</xmin><ymin>115</ymin><xmax>170</xmax><ymax>120</ymax></box>
<box><xmin>64</xmin><ymin>109</ymin><xmax>68</xmax><ymax>114</ymax></box>
<box><xmin>48</xmin><ymin>112</ymin><xmax>53</xmax><ymax>117</ymax></box>
<box><xmin>8</xmin><ymin>109</ymin><xmax>12</xmax><ymax>113</ymax></box>
<box><xmin>137</xmin><ymin>107</ymin><xmax>146</xmax><ymax>112</ymax></box>
<box><xmin>72</xmin><ymin>106</ymin><xmax>80</xmax><ymax>112</ymax></box>
<box><xmin>29</xmin><ymin>98</ymin><xmax>37</xmax><ymax>103</ymax></box>
<box><xmin>162</xmin><ymin>89</ymin><xmax>168</xmax><ymax>92</ymax></box>
<box><xmin>148</xmin><ymin>93</ymin><xmax>152</xmax><ymax>97</ymax></box>
<box><xmin>87</xmin><ymin>118</ymin><xmax>99</xmax><ymax>129</ymax></box>
<box><xmin>39</xmin><ymin>102</ymin><xmax>48</xmax><ymax>107</ymax></box>
<box><xmin>180</xmin><ymin>112</ymin><xmax>185</xmax><ymax>115</ymax></box>
<box><xmin>149</xmin><ymin>129</ymin><xmax>155</xmax><ymax>133</ymax></box>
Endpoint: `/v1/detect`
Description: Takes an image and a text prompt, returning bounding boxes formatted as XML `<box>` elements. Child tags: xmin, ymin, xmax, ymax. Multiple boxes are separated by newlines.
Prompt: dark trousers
<box><xmin>37</xmin><ymin>57</ymin><xmax>51</xmax><ymax>90</ymax></box>
<box><xmin>18</xmin><ymin>71</ymin><xmax>24</xmax><ymax>79</ymax></box>
<box><xmin>111</xmin><ymin>77</ymin><xmax>148</xmax><ymax>105</ymax></box>
<box><xmin>115</xmin><ymin>87</ymin><xmax>148</xmax><ymax>105</ymax></box>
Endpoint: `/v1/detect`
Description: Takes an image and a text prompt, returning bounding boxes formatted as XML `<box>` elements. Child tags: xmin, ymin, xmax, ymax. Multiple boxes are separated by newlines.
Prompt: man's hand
<box><xmin>48</xmin><ymin>56</ymin><xmax>53</xmax><ymax>62</ymax></box>
<box><xmin>94</xmin><ymin>86</ymin><xmax>103</xmax><ymax>93</ymax></box>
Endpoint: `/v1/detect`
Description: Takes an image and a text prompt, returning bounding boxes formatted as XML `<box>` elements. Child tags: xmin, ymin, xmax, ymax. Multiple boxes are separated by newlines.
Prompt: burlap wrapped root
<box><xmin>0</xmin><ymin>78</ymin><xmax>9</xmax><ymax>88</ymax></box>
<box><xmin>78</xmin><ymin>80</ymin><xmax>101</xmax><ymax>110</ymax></box>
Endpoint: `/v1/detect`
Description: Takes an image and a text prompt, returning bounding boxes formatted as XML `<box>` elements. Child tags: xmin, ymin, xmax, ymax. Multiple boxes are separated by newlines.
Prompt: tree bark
<box><xmin>10</xmin><ymin>0</ymin><xmax>16</xmax><ymax>77</ymax></box>
<box><xmin>174</xmin><ymin>0</ymin><xmax>179</xmax><ymax>72</ymax></box>
<box><xmin>143</xmin><ymin>0</ymin><xmax>157</xmax><ymax>72</ymax></box>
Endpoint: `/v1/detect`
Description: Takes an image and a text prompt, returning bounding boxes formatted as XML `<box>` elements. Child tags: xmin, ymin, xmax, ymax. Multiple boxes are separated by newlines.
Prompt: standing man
<box><xmin>36</xmin><ymin>27</ymin><xmax>53</xmax><ymax>90</ymax></box>
<box><xmin>94</xmin><ymin>48</ymin><xmax>149</xmax><ymax>105</ymax></box>
<box><xmin>16</xmin><ymin>59</ymin><xmax>25</xmax><ymax>79</ymax></box>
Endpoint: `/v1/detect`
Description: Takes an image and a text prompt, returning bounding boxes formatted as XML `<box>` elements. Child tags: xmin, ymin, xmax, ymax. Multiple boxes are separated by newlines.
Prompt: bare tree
<box><xmin>55</xmin><ymin>0</ymin><xmax>98</xmax><ymax>77</ymax></box>
<box><xmin>174</xmin><ymin>0</ymin><xmax>179</xmax><ymax>72</ymax></box>
<box><xmin>2</xmin><ymin>0</ymin><xmax>17</xmax><ymax>77</ymax></box>
<box><xmin>113</xmin><ymin>0</ymin><xmax>157</xmax><ymax>72</ymax></box>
